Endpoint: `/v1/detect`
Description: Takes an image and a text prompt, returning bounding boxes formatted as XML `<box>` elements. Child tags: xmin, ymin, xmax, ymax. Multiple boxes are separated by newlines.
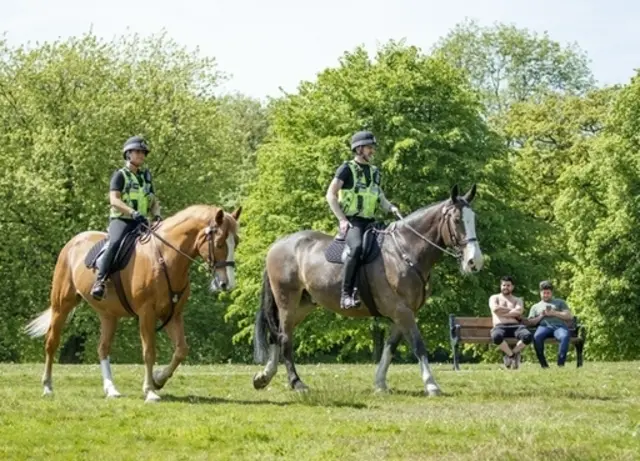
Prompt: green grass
<box><xmin>0</xmin><ymin>361</ymin><xmax>638</xmax><ymax>460</ymax></box>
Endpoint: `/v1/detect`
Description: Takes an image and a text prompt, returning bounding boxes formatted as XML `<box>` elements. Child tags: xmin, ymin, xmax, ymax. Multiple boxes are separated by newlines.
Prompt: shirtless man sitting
<box><xmin>488</xmin><ymin>276</ymin><xmax>533</xmax><ymax>369</ymax></box>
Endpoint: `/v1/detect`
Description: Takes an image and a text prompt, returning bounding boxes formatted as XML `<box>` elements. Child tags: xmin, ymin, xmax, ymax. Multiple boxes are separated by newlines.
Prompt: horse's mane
<box><xmin>161</xmin><ymin>204</ymin><xmax>235</xmax><ymax>230</ymax></box>
<box><xmin>403</xmin><ymin>197</ymin><xmax>452</xmax><ymax>223</ymax></box>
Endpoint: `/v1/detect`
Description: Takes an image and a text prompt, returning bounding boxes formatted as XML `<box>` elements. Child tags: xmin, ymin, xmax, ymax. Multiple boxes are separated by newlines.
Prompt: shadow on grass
<box><xmin>383</xmin><ymin>389</ymin><xmax>454</xmax><ymax>398</ymax></box>
<box><xmin>380</xmin><ymin>388</ymin><xmax>617</xmax><ymax>401</ymax></box>
<box><xmin>161</xmin><ymin>393</ymin><xmax>370</xmax><ymax>409</ymax></box>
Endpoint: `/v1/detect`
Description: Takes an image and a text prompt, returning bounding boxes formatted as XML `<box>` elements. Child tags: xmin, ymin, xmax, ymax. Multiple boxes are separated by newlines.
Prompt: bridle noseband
<box><xmin>203</xmin><ymin>224</ymin><xmax>236</xmax><ymax>274</ymax></box>
<box><xmin>440</xmin><ymin>202</ymin><xmax>478</xmax><ymax>253</ymax></box>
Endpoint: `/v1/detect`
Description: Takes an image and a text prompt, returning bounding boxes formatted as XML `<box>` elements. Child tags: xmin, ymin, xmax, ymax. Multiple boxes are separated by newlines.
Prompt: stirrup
<box><xmin>340</xmin><ymin>291</ymin><xmax>360</xmax><ymax>309</ymax></box>
<box><xmin>90</xmin><ymin>280</ymin><xmax>106</xmax><ymax>300</ymax></box>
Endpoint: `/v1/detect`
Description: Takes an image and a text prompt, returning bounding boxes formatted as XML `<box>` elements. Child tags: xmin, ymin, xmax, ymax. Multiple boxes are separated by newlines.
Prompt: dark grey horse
<box><xmin>252</xmin><ymin>184</ymin><xmax>483</xmax><ymax>396</ymax></box>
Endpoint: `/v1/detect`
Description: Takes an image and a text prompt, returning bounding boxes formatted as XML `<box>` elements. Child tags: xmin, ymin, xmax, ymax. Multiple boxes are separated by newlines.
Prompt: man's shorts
<box><xmin>490</xmin><ymin>324</ymin><xmax>533</xmax><ymax>345</ymax></box>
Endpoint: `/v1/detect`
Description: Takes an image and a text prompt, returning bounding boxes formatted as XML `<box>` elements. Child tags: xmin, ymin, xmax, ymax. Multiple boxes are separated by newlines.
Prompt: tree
<box><xmin>0</xmin><ymin>32</ymin><xmax>264</xmax><ymax>363</ymax></box>
<box><xmin>553</xmin><ymin>73</ymin><xmax>640</xmax><ymax>359</ymax></box>
<box><xmin>227</xmin><ymin>41</ymin><xmax>552</xmax><ymax>362</ymax></box>
<box><xmin>433</xmin><ymin>19</ymin><xmax>595</xmax><ymax>122</ymax></box>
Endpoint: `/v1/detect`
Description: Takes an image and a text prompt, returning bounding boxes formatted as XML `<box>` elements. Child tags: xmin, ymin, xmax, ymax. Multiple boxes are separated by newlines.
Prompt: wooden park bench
<box><xmin>448</xmin><ymin>314</ymin><xmax>586</xmax><ymax>370</ymax></box>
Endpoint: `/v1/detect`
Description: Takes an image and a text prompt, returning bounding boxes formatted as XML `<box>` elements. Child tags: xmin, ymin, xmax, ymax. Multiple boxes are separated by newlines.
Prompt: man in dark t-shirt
<box><xmin>325</xmin><ymin>131</ymin><xmax>399</xmax><ymax>309</ymax></box>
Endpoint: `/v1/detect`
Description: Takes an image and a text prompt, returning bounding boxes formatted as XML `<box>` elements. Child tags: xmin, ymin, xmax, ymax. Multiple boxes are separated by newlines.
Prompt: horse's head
<box><xmin>440</xmin><ymin>184</ymin><xmax>483</xmax><ymax>273</ymax></box>
<box><xmin>197</xmin><ymin>206</ymin><xmax>242</xmax><ymax>292</ymax></box>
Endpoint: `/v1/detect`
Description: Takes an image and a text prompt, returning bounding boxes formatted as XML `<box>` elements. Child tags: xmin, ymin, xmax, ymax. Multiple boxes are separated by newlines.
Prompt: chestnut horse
<box><xmin>253</xmin><ymin>185</ymin><xmax>482</xmax><ymax>396</ymax></box>
<box><xmin>25</xmin><ymin>204</ymin><xmax>241</xmax><ymax>402</ymax></box>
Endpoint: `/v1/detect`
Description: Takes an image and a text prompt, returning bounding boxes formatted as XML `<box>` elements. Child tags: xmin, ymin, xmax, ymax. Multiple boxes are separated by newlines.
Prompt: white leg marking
<box><xmin>101</xmin><ymin>357</ymin><xmax>121</xmax><ymax>398</ymax></box>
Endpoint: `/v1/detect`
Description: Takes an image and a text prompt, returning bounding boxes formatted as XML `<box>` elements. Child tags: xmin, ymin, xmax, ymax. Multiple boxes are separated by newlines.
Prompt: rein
<box><xmin>374</xmin><ymin>206</ymin><xmax>473</xmax><ymax>285</ymax></box>
<box><xmin>141</xmin><ymin>222</ymin><xmax>236</xmax><ymax>273</ymax></box>
<box><xmin>136</xmin><ymin>221</ymin><xmax>235</xmax><ymax>330</ymax></box>
<box><xmin>379</xmin><ymin>209</ymin><xmax>462</xmax><ymax>258</ymax></box>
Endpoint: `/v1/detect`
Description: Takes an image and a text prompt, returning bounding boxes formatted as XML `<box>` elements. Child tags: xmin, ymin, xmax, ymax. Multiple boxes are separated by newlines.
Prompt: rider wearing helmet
<box><xmin>90</xmin><ymin>135</ymin><xmax>162</xmax><ymax>300</ymax></box>
<box><xmin>325</xmin><ymin>130</ymin><xmax>400</xmax><ymax>309</ymax></box>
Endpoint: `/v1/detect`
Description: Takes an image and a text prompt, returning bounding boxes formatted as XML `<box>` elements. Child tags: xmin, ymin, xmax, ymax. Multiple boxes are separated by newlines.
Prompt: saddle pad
<box><xmin>84</xmin><ymin>231</ymin><xmax>139</xmax><ymax>274</ymax></box>
<box><xmin>324</xmin><ymin>228</ymin><xmax>385</xmax><ymax>265</ymax></box>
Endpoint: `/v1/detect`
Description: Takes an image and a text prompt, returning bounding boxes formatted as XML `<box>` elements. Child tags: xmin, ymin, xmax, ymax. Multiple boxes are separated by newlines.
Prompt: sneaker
<box><xmin>503</xmin><ymin>354</ymin><xmax>513</xmax><ymax>369</ymax></box>
<box><xmin>512</xmin><ymin>352</ymin><xmax>521</xmax><ymax>369</ymax></box>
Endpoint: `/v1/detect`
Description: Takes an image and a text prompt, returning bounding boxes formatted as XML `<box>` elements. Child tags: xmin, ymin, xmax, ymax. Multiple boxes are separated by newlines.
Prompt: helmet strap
<box><xmin>354</xmin><ymin>146</ymin><xmax>372</xmax><ymax>164</ymax></box>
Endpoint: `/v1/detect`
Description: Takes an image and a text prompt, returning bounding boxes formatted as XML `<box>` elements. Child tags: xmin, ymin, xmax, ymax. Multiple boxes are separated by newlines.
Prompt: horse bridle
<box><xmin>389</xmin><ymin>204</ymin><xmax>472</xmax><ymax>259</ymax></box>
<box><xmin>203</xmin><ymin>224</ymin><xmax>236</xmax><ymax>273</ymax></box>
<box><xmin>440</xmin><ymin>201</ymin><xmax>478</xmax><ymax>252</ymax></box>
<box><xmin>143</xmin><ymin>221</ymin><xmax>235</xmax><ymax>277</ymax></box>
<box><xmin>380</xmin><ymin>203</ymin><xmax>474</xmax><ymax>286</ymax></box>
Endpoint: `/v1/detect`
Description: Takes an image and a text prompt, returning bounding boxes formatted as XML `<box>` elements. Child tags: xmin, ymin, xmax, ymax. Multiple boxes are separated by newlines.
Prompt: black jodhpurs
<box><xmin>96</xmin><ymin>218</ymin><xmax>139</xmax><ymax>280</ymax></box>
<box><xmin>341</xmin><ymin>219</ymin><xmax>373</xmax><ymax>293</ymax></box>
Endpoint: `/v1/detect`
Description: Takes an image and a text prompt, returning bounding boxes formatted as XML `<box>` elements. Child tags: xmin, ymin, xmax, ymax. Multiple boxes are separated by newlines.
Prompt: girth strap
<box><xmin>358</xmin><ymin>266</ymin><xmax>383</xmax><ymax>318</ymax></box>
<box><xmin>110</xmin><ymin>255</ymin><xmax>185</xmax><ymax>332</ymax></box>
<box><xmin>112</xmin><ymin>272</ymin><xmax>137</xmax><ymax>318</ymax></box>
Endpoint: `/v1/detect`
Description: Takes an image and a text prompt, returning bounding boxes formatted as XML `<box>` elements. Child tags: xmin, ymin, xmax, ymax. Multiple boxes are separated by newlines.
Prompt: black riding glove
<box><xmin>131</xmin><ymin>211</ymin><xmax>149</xmax><ymax>227</ymax></box>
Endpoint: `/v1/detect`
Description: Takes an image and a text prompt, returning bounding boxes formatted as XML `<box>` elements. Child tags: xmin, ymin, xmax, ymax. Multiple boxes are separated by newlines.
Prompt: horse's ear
<box><xmin>215</xmin><ymin>209</ymin><xmax>224</xmax><ymax>226</ymax></box>
<box><xmin>450</xmin><ymin>184</ymin><xmax>460</xmax><ymax>203</ymax></box>
<box><xmin>231</xmin><ymin>206</ymin><xmax>242</xmax><ymax>222</ymax></box>
<box><xmin>463</xmin><ymin>184</ymin><xmax>477</xmax><ymax>203</ymax></box>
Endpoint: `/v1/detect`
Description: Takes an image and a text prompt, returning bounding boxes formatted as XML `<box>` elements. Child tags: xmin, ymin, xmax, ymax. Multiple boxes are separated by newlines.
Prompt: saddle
<box><xmin>324</xmin><ymin>222</ymin><xmax>387</xmax><ymax>265</ymax></box>
<box><xmin>84</xmin><ymin>226</ymin><xmax>181</xmax><ymax>331</ymax></box>
<box><xmin>324</xmin><ymin>222</ymin><xmax>388</xmax><ymax>318</ymax></box>
<box><xmin>84</xmin><ymin>229</ymin><xmax>140</xmax><ymax>274</ymax></box>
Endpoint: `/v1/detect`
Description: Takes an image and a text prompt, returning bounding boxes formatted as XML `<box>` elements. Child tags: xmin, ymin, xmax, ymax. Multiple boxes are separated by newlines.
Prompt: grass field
<box><xmin>0</xmin><ymin>361</ymin><xmax>638</xmax><ymax>460</ymax></box>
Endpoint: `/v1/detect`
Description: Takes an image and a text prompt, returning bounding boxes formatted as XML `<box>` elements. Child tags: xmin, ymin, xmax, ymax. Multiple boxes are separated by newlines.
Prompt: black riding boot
<box><xmin>340</xmin><ymin>252</ymin><xmax>361</xmax><ymax>309</ymax></box>
<box><xmin>90</xmin><ymin>242</ymin><xmax>116</xmax><ymax>300</ymax></box>
<box><xmin>90</xmin><ymin>273</ymin><xmax>107</xmax><ymax>300</ymax></box>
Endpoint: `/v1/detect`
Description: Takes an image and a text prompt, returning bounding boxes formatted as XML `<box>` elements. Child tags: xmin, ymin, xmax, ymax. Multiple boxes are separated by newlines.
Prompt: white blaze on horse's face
<box><xmin>225</xmin><ymin>233</ymin><xmax>236</xmax><ymax>290</ymax></box>
<box><xmin>210</xmin><ymin>233</ymin><xmax>237</xmax><ymax>292</ymax></box>
<box><xmin>461</xmin><ymin>207</ymin><xmax>483</xmax><ymax>273</ymax></box>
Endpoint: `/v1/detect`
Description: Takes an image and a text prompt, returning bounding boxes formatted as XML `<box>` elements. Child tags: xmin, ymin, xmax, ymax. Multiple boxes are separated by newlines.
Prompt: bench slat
<box><xmin>454</xmin><ymin>317</ymin><xmax>494</xmax><ymax>328</ymax></box>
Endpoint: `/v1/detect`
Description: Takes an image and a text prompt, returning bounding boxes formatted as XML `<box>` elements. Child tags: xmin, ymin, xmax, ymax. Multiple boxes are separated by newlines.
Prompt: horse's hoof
<box><xmin>105</xmin><ymin>387</ymin><xmax>122</xmax><ymax>398</ymax></box>
<box><xmin>152</xmin><ymin>370</ymin><xmax>167</xmax><ymax>390</ymax></box>
<box><xmin>426</xmin><ymin>384</ymin><xmax>442</xmax><ymax>397</ymax></box>
<box><xmin>292</xmin><ymin>381</ymin><xmax>309</xmax><ymax>392</ymax></box>
<box><xmin>145</xmin><ymin>391</ymin><xmax>161</xmax><ymax>403</ymax></box>
<box><xmin>374</xmin><ymin>386</ymin><xmax>391</xmax><ymax>395</ymax></box>
<box><xmin>42</xmin><ymin>386</ymin><xmax>53</xmax><ymax>397</ymax></box>
<box><xmin>252</xmin><ymin>373</ymin><xmax>270</xmax><ymax>390</ymax></box>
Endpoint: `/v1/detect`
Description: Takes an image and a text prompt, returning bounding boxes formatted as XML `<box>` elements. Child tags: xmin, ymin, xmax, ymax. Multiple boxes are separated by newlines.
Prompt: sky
<box><xmin>2</xmin><ymin>0</ymin><xmax>639</xmax><ymax>100</ymax></box>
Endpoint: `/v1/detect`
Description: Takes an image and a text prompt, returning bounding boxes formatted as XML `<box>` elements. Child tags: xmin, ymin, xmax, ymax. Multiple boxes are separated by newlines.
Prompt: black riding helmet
<box><xmin>122</xmin><ymin>135</ymin><xmax>150</xmax><ymax>160</ymax></box>
<box><xmin>350</xmin><ymin>131</ymin><xmax>377</xmax><ymax>152</ymax></box>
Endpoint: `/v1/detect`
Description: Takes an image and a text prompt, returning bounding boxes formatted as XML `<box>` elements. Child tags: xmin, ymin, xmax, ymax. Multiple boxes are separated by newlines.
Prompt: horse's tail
<box><xmin>24</xmin><ymin>308</ymin><xmax>53</xmax><ymax>338</ymax></box>
<box><xmin>253</xmin><ymin>268</ymin><xmax>280</xmax><ymax>364</ymax></box>
<box><xmin>24</xmin><ymin>237</ymin><xmax>78</xmax><ymax>338</ymax></box>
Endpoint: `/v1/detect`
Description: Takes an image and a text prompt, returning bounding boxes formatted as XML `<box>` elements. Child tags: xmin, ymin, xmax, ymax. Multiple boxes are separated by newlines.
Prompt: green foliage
<box><xmin>433</xmin><ymin>19</ymin><xmax>595</xmax><ymax>121</ymax></box>
<box><xmin>1</xmin><ymin>21</ymin><xmax>640</xmax><ymax>365</ymax></box>
<box><xmin>227</xmin><ymin>41</ymin><xmax>555</xmax><ymax>362</ymax></box>
<box><xmin>553</xmin><ymin>74</ymin><xmax>640</xmax><ymax>359</ymax></box>
<box><xmin>0</xmin><ymin>32</ymin><xmax>265</xmax><ymax>362</ymax></box>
